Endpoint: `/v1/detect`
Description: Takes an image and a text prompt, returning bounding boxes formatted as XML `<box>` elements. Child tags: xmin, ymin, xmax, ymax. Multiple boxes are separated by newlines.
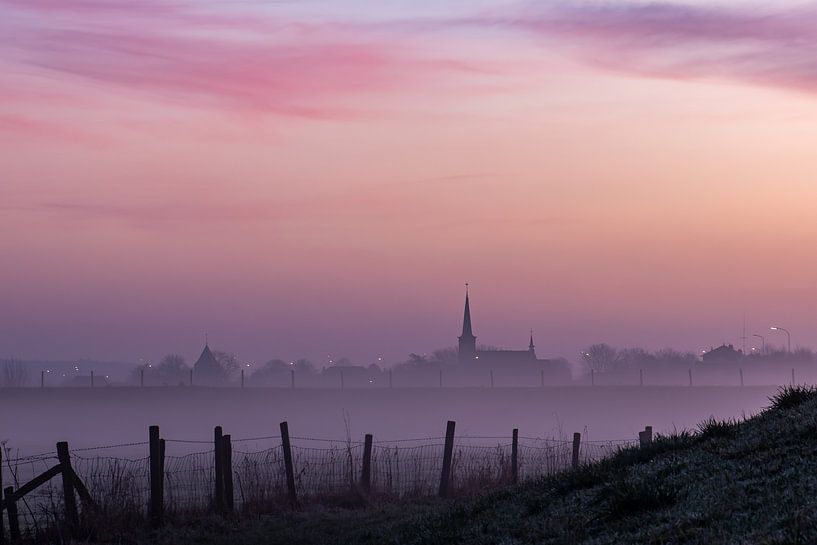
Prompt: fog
<box><xmin>0</xmin><ymin>386</ymin><xmax>779</xmax><ymax>459</ymax></box>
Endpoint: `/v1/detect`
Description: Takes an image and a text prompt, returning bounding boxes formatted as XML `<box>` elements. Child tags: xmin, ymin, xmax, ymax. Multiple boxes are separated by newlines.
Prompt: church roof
<box><xmin>194</xmin><ymin>343</ymin><xmax>220</xmax><ymax>371</ymax></box>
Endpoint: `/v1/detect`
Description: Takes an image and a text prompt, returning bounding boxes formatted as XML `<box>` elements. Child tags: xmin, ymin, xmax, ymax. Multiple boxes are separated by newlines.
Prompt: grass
<box><xmin>49</xmin><ymin>386</ymin><xmax>817</xmax><ymax>543</ymax></box>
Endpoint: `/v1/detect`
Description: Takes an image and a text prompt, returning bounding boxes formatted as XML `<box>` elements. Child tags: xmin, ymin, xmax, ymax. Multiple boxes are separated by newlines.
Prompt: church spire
<box><xmin>529</xmin><ymin>330</ymin><xmax>535</xmax><ymax>351</ymax></box>
<box><xmin>461</xmin><ymin>283</ymin><xmax>473</xmax><ymax>338</ymax></box>
<box><xmin>458</xmin><ymin>283</ymin><xmax>477</xmax><ymax>363</ymax></box>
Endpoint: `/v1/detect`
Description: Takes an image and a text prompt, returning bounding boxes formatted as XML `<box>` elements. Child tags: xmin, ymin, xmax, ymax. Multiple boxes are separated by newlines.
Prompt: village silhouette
<box><xmin>3</xmin><ymin>287</ymin><xmax>809</xmax><ymax>389</ymax></box>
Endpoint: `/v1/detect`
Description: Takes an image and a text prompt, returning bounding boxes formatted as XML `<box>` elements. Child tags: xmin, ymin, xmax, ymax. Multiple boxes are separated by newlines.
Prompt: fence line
<box><xmin>1</xmin><ymin>423</ymin><xmax>644</xmax><ymax>538</ymax></box>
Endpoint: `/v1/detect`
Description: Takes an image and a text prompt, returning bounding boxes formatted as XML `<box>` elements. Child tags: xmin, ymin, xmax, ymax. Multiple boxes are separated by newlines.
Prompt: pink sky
<box><xmin>3</xmin><ymin>0</ymin><xmax>817</xmax><ymax>365</ymax></box>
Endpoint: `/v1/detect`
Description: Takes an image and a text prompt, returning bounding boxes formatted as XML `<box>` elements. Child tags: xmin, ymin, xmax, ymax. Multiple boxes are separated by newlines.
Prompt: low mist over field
<box><xmin>0</xmin><ymin>386</ymin><xmax>777</xmax><ymax>457</ymax></box>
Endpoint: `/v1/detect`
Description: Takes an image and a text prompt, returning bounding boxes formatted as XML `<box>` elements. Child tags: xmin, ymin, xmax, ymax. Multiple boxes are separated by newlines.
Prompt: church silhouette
<box><xmin>457</xmin><ymin>286</ymin><xmax>547</xmax><ymax>365</ymax></box>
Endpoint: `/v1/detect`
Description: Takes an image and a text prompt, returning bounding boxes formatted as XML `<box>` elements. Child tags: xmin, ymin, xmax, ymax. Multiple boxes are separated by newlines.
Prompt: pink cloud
<box><xmin>0</xmin><ymin>0</ymin><xmax>480</xmax><ymax>125</ymax></box>
<box><xmin>0</xmin><ymin>114</ymin><xmax>103</xmax><ymax>144</ymax></box>
<box><xmin>471</xmin><ymin>2</ymin><xmax>817</xmax><ymax>96</ymax></box>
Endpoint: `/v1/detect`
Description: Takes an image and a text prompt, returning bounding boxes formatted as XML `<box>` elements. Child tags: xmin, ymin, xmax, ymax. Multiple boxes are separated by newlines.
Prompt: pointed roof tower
<box><xmin>458</xmin><ymin>283</ymin><xmax>477</xmax><ymax>363</ymax></box>
<box><xmin>194</xmin><ymin>343</ymin><xmax>219</xmax><ymax>370</ymax></box>
<box><xmin>461</xmin><ymin>283</ymin><xmax>474</xmax><ymax>339</ymax></box>
<box><xmin>529</xmin><ymin>330</ymin><xmax>535</xmax><ymax>351</ymax></box>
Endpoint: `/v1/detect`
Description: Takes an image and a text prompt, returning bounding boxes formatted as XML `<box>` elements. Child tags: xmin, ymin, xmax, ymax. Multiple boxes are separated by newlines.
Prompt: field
<box><xmin>114</xmin><ymin>386</ymin><xmax>817</xmax><ymax>545</ymax></box>
<box><xmin>0</xmin><ymin>384</ymin><xmax>795</xmax><ymax>543</ymax></box>
<box><xmin>0</xmin><ymin>386</ymin><xmax>778</xmax><ymax>456</ymax></box>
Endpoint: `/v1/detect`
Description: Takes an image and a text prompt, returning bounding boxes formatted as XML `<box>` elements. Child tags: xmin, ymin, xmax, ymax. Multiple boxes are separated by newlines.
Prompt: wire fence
<box><xmin>1</xmin><ymin>432</ymin><xmax>638</xmax><ymax>532</ymax></box>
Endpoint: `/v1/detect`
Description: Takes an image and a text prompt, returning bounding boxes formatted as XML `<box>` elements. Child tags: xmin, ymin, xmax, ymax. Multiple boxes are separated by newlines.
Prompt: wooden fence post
<box><xmin>740</xmin><ymin>368</ymin><xmax>744</xmax><ymax>387</ymax></box>
<box><xmin>214</xmin><ymin>426</ymin><xmax>224</xmax><ymax>512</ymax></box>
<box><xmin>280</xmin><ymin>421</ymin><xmax>297</xmax><ymax>504</ymax></box>
<box><xmin>222</xmin><ymin>435</ymin><xmax>234</xmax><ymax>513</ymax></box>
<box><xmin>291</xmin><ymin>370</ymin><xmax>295</xmax><ymax>389</ymax></box>
<box><xmin>572</xmin><ymin>433</ymin><xmax>581</xmax><ymax>469</ymax></box>
<box><xmin>361</xmin><ymin>434</ymin><xmax>373</xmax><ymax>493</ymax></box>
<box><xmin>41</xmin><ymin>370</ymin><xmax>45</xmax><ymax>388</ymax></box>
<box><xmin>639</xmin><ymin>369</ymin><xmax>644</xmax><ymax>386</ymax></box>
<box><xmin>56</xmin><ymin>442</ymin><xmax>79</xmax><ymax>532</ymax></box>
<box><xmin>4</xmin><ymin>487</ymin><xmax>19</xmax><ymax>542</ymax></box>
<box><xmin>159</xmin><ymin>438</ymin><xmax>166</xmax><ymax>503</ymax></box>
<box><xmin>149</xmin><ymin>425</ymin><xmax>163</xmax><ymax>526</ymax></box>
<box><xmin>90</xmin><ymin>370</ymin><xmax>94</xmax><ymax>388</ymax></box>
<box><xmin>438</xmin><ymin>420</ymin><xmax>456</xmax><ymax>498</ymax></box>
<box><xmin>241</xmin><ymin>369</ymin><xmax>245</xmax><ymax>389</ymax></box>
<box><xmin>0</xmin><ymin>447</ymin><xmax>4</xmax><ymax>545</ymax></box>
<box><xmin>511</xmin><ymin>428</ymin><xmax>519</xmax><ymax>485</ymax></box>
<box><xmin>639</xmin><ymin>426</ymin><xmax>653</xmax><ymax>448</ymax></box>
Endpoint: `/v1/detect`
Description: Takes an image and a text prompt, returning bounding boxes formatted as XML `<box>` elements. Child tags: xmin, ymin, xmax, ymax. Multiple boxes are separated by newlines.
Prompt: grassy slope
<box><xmin>136</xmin><ymin>387</ymin><xmax>817</xmax><ymax>545</ymax></box>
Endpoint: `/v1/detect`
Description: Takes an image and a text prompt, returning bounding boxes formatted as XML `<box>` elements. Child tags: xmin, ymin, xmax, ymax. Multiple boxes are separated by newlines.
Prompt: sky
<box><xmin>3</xmin><ymin>0</ymin><xmax>817</xmax><ymax>366</ymax></box>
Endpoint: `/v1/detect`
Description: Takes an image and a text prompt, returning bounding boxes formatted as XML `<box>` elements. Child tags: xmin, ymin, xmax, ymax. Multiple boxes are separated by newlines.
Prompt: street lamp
<box><xmin>752</xmin><ymin>334</ymin><xmax>765</xmax><ymax>354</ymax></box>
<box><xmin>770</xmin><ymin>326</ymin><xmax>791</xmax><ymax>354</ymax></box>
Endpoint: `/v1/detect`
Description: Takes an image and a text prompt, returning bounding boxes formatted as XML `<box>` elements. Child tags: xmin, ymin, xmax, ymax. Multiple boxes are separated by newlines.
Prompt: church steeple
<box><xmin>462</xmin><ymin>284</ymin><xmax>473</xmax><ymax>338</ymax></box>
<box><xmin>529</xmin><ymin>330</ymin><xmax>535</xmax><ymax>351</ymax></box>
<box><xmin>458</xmin><ymin>284</ymin><xmax>477</xmax><ymax>363</ymax></box>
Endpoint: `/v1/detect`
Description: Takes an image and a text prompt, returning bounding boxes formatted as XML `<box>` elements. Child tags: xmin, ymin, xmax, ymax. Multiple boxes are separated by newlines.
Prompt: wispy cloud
<box><xmin>4</xmin><ymin>0</ymin><xmax>817</xmax><ymax>145</ymax></box>
<box><xmin>0</xmin><ymin>0</ymin><xmax>480</xmax><ymax>125</ymax></box>
<box><xmin>470</xmin><ymin>2</ymin><xmax>817</xmax><ymax>95</ymax></box>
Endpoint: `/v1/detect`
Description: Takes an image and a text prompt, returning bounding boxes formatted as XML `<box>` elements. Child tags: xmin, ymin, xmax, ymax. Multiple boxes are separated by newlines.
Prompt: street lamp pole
<box><xmin>752</xmin><ymin>334</ymin><xmax>765</xmax><ymax>354</ymax></box>
<box><xmin>770</xmin><ymin>327</ymin><xmax>791</xmax><ymax>354</ymax></box>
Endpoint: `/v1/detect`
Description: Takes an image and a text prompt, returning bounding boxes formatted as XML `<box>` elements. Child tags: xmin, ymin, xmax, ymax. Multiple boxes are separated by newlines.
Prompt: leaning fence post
<box><xmin>213</xmin><ymin>426</ymin><xmax>224</xmax><ymax>512</ymax></box>
<box><xmin>90</xmin><ymin>370</ymin><xmax>94</xmax><ymax>388</ymax></box>
<box><xmin>240</xmin><ymin>369</ymin><xmax>245</xmax><ymax>389</ymax></box>
<box><xmin>511</xmin><ymin>428</ymin><xmax>519</xmax><ymax>485</ymax></box>
<box><xmin>361</xmin><ymin>434</ymin><xmax>373</xmax><ymax>493</ymax></box>
<box><xmin>438</xmin><ymin>420</ymin><xmax>456</xmax><ymax>498</ymax></box>
<box><xmin>149</xmin><ymin>425</ymin><xmax>163</xmax><ymax>526</ymax></box>
<box><xmin>56</xmin><ymin>441</ymin><xmax>79</xmax><ymax>532</ymax></box>
<box><xmin>222</xmin><ymin>435</ymin><xmax>234</xmax><ymax>513</ymax></box>
<box><xmin>4</xmin><ymin>487</ymin><xmax>19</xmax><ymax>542</ymax></box>
<box><xmin>572</xmin><ymin>433</ymin><xmax>581</xmax><ymax>469</ymax></box>
<box><xmin>280</xmin><ymin>421</ymin><xmax>297</xmax><ymax>504</ymax></box>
